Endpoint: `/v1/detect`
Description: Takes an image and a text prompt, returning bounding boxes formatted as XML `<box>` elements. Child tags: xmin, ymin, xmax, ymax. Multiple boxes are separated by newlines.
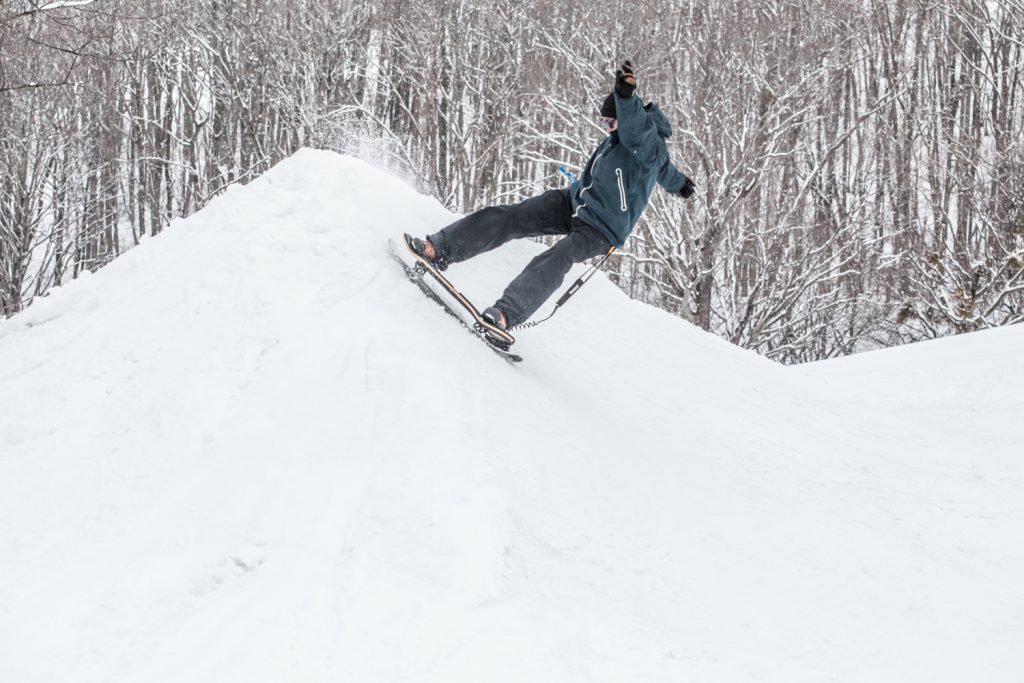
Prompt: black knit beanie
<box><xmin>599</xmin><ymin>92</ymin><xmax>616</xmax><ymax>119</ymax></box>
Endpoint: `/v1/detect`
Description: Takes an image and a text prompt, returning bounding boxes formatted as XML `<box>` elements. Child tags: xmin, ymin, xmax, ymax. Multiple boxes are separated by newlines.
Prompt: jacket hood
<box><xmin>643</xmin><ymin>102</ymin><xmax>673</xmax><ymax>139</ymax></box>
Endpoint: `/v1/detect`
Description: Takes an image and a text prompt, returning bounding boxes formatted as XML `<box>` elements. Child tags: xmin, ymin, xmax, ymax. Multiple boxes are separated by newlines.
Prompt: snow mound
<box><xmin>1</xmin><ymin>149</ymin><xmax>1021</xmax><ymax>682</ymax></box>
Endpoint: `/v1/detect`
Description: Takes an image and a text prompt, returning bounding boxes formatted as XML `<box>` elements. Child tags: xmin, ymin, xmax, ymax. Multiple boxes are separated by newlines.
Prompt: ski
<box><xmin>387</xmin><ymin>235</ymin><xmax>523</xmax><ymax>363</ymax></box>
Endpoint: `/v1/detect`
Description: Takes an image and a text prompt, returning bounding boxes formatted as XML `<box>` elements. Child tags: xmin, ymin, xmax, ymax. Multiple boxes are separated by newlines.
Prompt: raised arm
<box><xmin>614</xmin><ymin>92</ymin><xmax>657</xmax><ymax>150</ymax></box>
<box><xmin>610</xmin><ymin>61</ymin><xmax>657</xmax><ymax>150</ymax></box>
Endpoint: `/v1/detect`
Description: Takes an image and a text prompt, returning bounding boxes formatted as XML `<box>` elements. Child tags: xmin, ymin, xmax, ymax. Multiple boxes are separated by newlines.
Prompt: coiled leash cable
<box><xmin>512</xmin><ymin>245</ymin><xmax>617</xmax><ymax>331</ymax></box>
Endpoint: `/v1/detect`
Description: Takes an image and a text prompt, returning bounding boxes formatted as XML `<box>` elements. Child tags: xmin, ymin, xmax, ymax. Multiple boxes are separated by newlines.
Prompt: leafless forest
<box><xmin>2</xmin><ymin>0</ymin><xmax>1022</xmax><ymax>362</ymax></box>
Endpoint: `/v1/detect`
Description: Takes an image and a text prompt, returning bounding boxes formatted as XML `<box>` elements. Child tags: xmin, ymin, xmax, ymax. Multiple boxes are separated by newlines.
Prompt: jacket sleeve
<box><xmin>614</xmin><ymin>92</ymin><xmax>657</xmax><ymax>151</ymax></box>
<box><xmin>657</xmin><ymin>157</ymin><xmax>689</xmax><ymax>194</ymax></box>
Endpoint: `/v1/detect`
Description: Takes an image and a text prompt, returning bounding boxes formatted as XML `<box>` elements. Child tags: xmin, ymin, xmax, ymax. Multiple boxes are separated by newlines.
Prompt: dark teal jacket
<box><xmin>569</xmin><ymin>93</ymin><xmax>689</xmax><ymax>247</ymax></box>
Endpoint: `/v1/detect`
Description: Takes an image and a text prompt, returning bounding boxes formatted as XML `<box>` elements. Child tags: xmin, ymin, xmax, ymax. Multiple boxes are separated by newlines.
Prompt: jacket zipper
<box><xmin>573</xmin><ymin>149</ymin><xmax>607</xmax><ymax>218</ymax></box>
<box><xmin>615</xmin><ymin>168</ymin><xmax>627</xmax><ymax>212</ymax></box>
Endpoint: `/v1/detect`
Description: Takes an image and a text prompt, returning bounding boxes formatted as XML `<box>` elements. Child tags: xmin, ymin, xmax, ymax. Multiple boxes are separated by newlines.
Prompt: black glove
<box><xmin>615</xmin><ymin>60</ymin><xmax>636</xmax><ymax>98</ymax></box>
<box><xmin>679</xmin><ymin>176</ymin><xmax>696</xmax><ymax>199</ymax></box>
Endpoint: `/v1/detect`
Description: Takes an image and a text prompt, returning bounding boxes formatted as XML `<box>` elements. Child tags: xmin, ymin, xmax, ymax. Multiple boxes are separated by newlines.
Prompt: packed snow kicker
<box><xmin>1</xmin><ymin>150</ymin><xmax>1022</xmax><ymax>683</ymax></box>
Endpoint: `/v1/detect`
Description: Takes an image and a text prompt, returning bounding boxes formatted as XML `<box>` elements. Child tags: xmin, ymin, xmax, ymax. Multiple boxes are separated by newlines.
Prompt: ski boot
<box><xmin>403</xmin><ymin>234</ymin><xmax>449</xmax><ymax>272</ymax></box>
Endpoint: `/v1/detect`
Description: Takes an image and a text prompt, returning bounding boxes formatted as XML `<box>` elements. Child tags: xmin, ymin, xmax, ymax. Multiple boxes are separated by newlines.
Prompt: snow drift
<box><xmin>1</xmin><ymin>150</ymin><xmax>1022</xmax><ymax>682</ymax></box>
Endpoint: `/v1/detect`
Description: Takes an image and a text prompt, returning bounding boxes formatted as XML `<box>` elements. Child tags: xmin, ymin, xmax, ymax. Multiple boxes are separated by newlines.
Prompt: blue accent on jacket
<box><xmin>569</xmin><ymin>93</ymin><xmax>690</xmax><ymax>247</ymax></box>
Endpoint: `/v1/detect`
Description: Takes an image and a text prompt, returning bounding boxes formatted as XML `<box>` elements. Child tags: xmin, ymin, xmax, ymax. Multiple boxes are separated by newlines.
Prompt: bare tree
<box><xmin>2</xmin><ymin>0</ymin><xmax>1022</xmax><ymax>361</ymax></box>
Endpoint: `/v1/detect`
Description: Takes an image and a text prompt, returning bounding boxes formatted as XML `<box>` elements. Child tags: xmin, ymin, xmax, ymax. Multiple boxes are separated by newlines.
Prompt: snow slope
<box><xmin>1</xmin><ymin>150</ymin><xmax>1021</xmax><ymax>682</ymax></box>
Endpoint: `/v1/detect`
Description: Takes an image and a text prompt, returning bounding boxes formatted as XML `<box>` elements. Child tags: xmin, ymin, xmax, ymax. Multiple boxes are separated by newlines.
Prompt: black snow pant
<box><xmin>428</xmin><ymin>189</ymin><xmax>613</xmax><ymax>328</ymax></box>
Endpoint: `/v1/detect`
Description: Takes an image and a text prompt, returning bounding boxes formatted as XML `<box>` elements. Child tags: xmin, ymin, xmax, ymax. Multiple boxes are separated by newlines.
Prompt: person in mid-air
<box><xmin>407</xmin><ymin>60</ymin><xmax>696</xmax><ymax>332</ymax></box>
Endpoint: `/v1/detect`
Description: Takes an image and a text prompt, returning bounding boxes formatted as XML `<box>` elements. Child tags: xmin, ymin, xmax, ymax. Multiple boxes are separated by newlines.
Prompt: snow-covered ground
<box><xmin>1</xmin><ymin>150</ymin><xmax>1021</xmax><ymax>682</ymax></box>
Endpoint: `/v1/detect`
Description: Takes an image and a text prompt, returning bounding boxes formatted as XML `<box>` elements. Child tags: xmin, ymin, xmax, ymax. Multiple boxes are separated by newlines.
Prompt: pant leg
<box><xmin>429</xmin><ymin>189</ymin><xmax>571</xmax><ymax>264</ymax></box>
<box><xmin>495</xmin><ymin>221</ymin><xmax>612</xmax><ymax>328</ymax></box>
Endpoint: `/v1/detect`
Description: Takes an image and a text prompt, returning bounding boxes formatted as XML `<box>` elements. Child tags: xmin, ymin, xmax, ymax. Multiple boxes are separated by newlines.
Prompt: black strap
<box><xmin>512</xmin><ymin>246</ymin><xmax>617</xmax><ymax>330</ymax></box>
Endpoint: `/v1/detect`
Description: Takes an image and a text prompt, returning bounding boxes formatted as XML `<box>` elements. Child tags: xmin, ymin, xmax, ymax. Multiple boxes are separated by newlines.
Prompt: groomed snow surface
<box><xmin>1</xmin><ymin>150</ymin><xmax>1022</xmax><ymax>682</ymax></box>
